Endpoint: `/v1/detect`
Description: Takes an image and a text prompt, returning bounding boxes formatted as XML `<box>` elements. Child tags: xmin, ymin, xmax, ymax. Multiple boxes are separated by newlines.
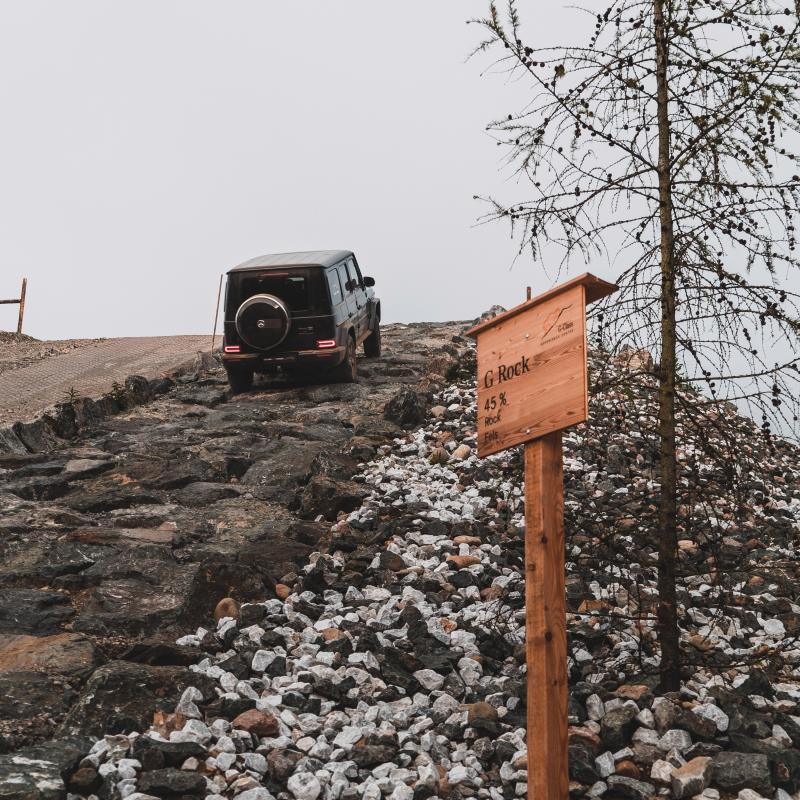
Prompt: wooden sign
<box><xmin>466</xmin><ymin>273</ymin><xmax>617</xmax><ymax>800</ymax></box>
<box><xmin>466</xmin><ymin>273</ymin><xmax>617</xmax><ymax>457</ymax></box>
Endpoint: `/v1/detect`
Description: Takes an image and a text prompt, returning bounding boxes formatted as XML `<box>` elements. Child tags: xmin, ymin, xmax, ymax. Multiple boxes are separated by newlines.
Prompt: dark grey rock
<box><xmin>137</xmin><ymin>767</ymin><xmax>206</xmax><ymax>796</ymax></box>
<box><xmin>296</xmin><ymin>475</ymin><xmax>369</xmax><ymax>521</ymax></box>
<box><xmin>383</xmin><ymin>390</ymin><xmax>429</xmax><ymax>428</ymax></box>
<box><xmin>174</xmin><ymin>481</ymin><xmax>239</xmax><ymax>507</ymax></box>
<box><xmin>711</xmin><ymin>751</ymin><xmax>772</xmax><ymax>795</ymax></box>
<box><xmin>0</xmin><ymin>590</ymin><xmax>75</xmax><ymax>634</ymax></box>
<box><xmin>174</xmin><ymin>385</ymin><xmax>227</xmax><ymax>408</ymax></box>
<box><xmin>0</xmin><ymin>737</ymin><xmax>90</xmax><ymax>800</ymax></box>
<box><xmin>606</xmin><ymin>775</ymin><xmax>656</xmax><ymax>800</ymax></box>
<box><xmin>569</xmin><ymin>740</ymin><xmax>599</xmax><ymax>784</ymax></box>
<box><xmin>600</xmin><ymin>704</ymin><xmax>639</xmax><ymax>751</ymax></box>
<box><xmin>11</xmin><ymin>420</ymin><xmax>59</xmax><ymax>453</ymax></box>
<box><xmin>240</xmin><ymin>438</ymin><xmax>325</xmax><ymax>500</ymax></box>
<box><xmin>132</xmin><ymin>736</ymin><xmax>207</xmax><ymax>768</ymax></box>
<box><xmin>62</xmin><ymin>485</ymin><xmax>163</xmax><ymax>513</ymax></box>
<box><xmin>178</xmin><ymin>557</ymin><xmax>274</xmax><ymax>627</ymax></box>
<box><xmin>268</xmin><ymin>748</ymin><xmax>303</xmax><ymax>781</ymax></box>
<box><xmin>0</xmin><ymin>427</ymin><xmax>26</xmax><ymax>456</ymax></box>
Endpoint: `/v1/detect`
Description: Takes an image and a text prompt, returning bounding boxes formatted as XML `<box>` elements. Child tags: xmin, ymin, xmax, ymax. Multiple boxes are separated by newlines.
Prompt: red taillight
<box><xmin>224</xmin><ymin>345</ymin><xmax>241</xmax><ymax>353</ymax></box>
<box><xmin>316</xmin><ymin>339</ymin><xmax>336</xmax><ymax>349</ymax></box>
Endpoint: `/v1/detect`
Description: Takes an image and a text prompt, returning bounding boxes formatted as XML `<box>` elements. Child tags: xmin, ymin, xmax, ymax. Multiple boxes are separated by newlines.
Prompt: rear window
<box><xmin>227</xmin><ymin>267</ymin><xmax>328</xmax><ymax>315</ymax></box>
<box><xmin>241</xmin><ymin>274</ymin><xmax>309</xmax><ymax>311</ymax></box>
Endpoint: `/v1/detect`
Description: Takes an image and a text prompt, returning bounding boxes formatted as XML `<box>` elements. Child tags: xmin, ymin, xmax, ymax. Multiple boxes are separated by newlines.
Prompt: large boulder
<box><xmin>0</xmin><ymin>672</ymin><xmax>76</xmax><ymax>752</ymax></box>
<box><xmin>11</xmin><ymin>420</ymin><xmax>60</xmax><ymax>453</ymax></box>
<box><xmin>240</xmin><ymin>438</ymin><xmax>325</xmax><ymax>500</ymax></box>
<box><xmin>296</xmin><ymin>475</ymin><xmax>369</xmax><ymax>521</ymax></box>
<box><xmin>383</xmin><ymin>390</ymin><xmax>429</xmax><ymax>428</ymax></box>
<box><xmin>58</xmin><ymin>661</ymin><xmax>215</xmax><ymax>739</ymax></box>
<box><xmin>178</xmin><ymin>557</ymin><xmax>275</xmax><ymax>627</ymax></box>
<box><xmin>0</xmin><ymin>590</ymin><xmax>75</xmax><ymax>635</ymax></box>
<box><xmin>0</xmin><ymin>427</ymin><xmax>27</xmax><ymax>456</ymax></box>
<box><xmin>0</xmin><ymin>737</ymin><xmax>91</xmax><ymax>800</ymax></box>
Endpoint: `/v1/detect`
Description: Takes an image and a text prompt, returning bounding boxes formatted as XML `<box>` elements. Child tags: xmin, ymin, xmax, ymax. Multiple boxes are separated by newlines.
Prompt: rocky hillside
<box><xmin>0</xmin><ymin>323</ymin><xmax>799</xmax><ymax>800</ymax></box>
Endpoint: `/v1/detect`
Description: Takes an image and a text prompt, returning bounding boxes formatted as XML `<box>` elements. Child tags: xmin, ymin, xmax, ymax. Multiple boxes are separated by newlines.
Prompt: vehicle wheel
<box><xmin>334</xmin><ymin>336</ymin><xmax>358</xmax><ymax>383</ymax></box>
<box><xmin>364</xmin><ymin>323</ymin><xmax>381</xmax><ymax>358</ymax></box>
<box><xmin>226</xmin><ymin>366</ymin><xmax>254</xmax><ymax>394</ymax></box>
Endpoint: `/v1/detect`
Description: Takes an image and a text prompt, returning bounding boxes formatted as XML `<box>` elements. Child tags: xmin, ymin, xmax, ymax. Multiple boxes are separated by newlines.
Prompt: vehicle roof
<box><xmin>228</xmin><ymin>250</ymin><xmax>354</xmax><ymax>274</ymax></box>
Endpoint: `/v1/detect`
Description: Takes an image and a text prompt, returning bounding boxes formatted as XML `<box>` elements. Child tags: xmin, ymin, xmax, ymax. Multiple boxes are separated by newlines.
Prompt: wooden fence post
<box><xmin>16</xmin><ymin>278</ymin><xmax>27</xmax><ymax>335</ymax></box>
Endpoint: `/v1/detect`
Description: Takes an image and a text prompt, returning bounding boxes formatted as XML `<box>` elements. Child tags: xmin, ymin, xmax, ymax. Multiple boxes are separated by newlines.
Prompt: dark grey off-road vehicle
<box><xmin>221</xmin><ymin>250</ymin><xmax>381</xmax><ymax>393</ymax></box>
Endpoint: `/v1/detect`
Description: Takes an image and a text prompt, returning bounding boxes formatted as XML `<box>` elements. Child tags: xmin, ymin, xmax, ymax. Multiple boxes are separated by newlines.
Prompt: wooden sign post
<box><xmin>466</xmin><ymin>273</ymin><xmax>617</xmax><ymax>800</ymax></box>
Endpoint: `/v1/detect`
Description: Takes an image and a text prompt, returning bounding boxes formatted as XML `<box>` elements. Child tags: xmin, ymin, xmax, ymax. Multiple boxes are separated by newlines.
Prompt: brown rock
<box><xmin>670</xmin><ymin>756</ymin><xmax>712</xmax><ymax>799</ymax></box>
<box><xmin>0</xmin><ymin>633</ymin><xmax>102</xmax><ymax>678</ymax></box>
<box><xmin>379</xmin><ymin>551</ymin><xmax>407</xmax><ymax>571</ymax></box>
<box><xmin>275</xmin><ymin>584</ymin><xmax>291</xmax><ymax>601</ymax></box>
<box><xmin>428</xmin><ymin>447</ymin><xmax>450</xmax><ymax>465</ymax></box>
<box><xmin>481</xmin><ymin>586</ymin><xmax>504</xmax><ymax>601</ymax></box>
<box><xmin>615</xmin><ymin>760</ymin><xmax>641</xmax><ymax>779</ymax></box>
<box><xmin>430</xmin><ymin>405</ymin><xmax>447</xmax><ymax>419</ymax></box>
<box><xmin>466</xmin><ymin>702</ymin><xmax>498</xmax><ymax>726</ymax></box>
<box><xmin>689</xmin><ymin>634</ymin><xmax>713</xmax><ymax>652</ymax></box>
<box><xmin>152</xmin><ymin>710</ymin><xmax>188</xmax><ymax>737</ymax></box>
<box><xmin>452</xmin><ymin>444</ymin><xmax>472</xmax><ymax>460</ymax></box>
<box><xmin>321</xmin><ymin>628</ymin><xmax>345</xmax><ymax>642</ymax></box>
<box><xmin>397</xmin><ymin>566</ymin><xmax>425</xmax><ymax>576</ymax></box>
<box><xmin>453</xmin><ymin>535</ymin><xmax>481</xmax><ymax>545</ymax></box>
<box><xmin>231</xmin><ymin>708</ymin><xmax>279</xmax><ymax>737</ymax></box>
<box><xmin>578</xmin><ymin>599</ymin><xmax>611</xmax><ymax>613</ymax></box>
<box><xmin>67</xmin><ymin>766</ymin><xmax>102</xmax><ymax>793</ymax></box>
<box><xmin>214</xmin><ymin>597</ymin><xmax>239</xmax><ymax>622</ymax></box>
<box><xmin>615</xmin><ymin>684</ymin><xmax>650</xmax><ymax>701</ymax></box>
<box><xmin>568</xmin><ymin>726</ymin><xmax>602</xmax><ymax>754</ymax></box>
<box><xmin>437</xmin><ymin>764</ymin><xmax>449</xmax><ymax>794</ymax></box>
<box><xmin>447</xmin><ymin>555</ymin><xmax>481</xmax><ymax>569</ymax></box>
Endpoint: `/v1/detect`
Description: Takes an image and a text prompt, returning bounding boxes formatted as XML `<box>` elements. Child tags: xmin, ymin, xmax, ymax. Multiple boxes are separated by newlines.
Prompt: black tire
<box><xmin>334</xmin><ymin>336</ymin><xmax>358</xmax><ymax>383</ymax></box>
<box><xmin>364</xmin><ymin>323</ymin><xmax>381</xmax><ymax>358</ymax></box>
<box><xmin>226</xmin><ymin>366</ymin><xmax>254</xmax><ymax>394</ymax></box>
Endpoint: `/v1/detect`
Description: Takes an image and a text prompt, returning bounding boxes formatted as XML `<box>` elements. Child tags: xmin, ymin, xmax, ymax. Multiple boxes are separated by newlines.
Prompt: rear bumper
<box><xmin>222</xmin><ymin>347</ymin><xmax>345</xmax><ymax>370</ymax></box>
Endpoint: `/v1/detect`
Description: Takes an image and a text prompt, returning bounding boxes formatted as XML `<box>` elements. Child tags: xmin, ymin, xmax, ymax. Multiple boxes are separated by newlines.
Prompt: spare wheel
<box><xmin>235</xmin><ymin>294</ymin><xmax>291</xmax><ymax>351</ymax></box>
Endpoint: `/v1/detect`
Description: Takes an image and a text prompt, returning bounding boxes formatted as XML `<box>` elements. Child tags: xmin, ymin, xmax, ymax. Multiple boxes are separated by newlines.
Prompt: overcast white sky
<box><xmin>0</xmin><ymin>1</ymin><xmax>595</xmax><ymax>339</ymax></box>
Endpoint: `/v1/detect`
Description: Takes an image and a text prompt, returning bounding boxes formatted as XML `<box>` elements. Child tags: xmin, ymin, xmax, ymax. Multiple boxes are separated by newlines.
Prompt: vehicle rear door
<box><xmin>345</xmin><ymin>258</ymin><xmax>369</xmax><ymax>339</ymax></box>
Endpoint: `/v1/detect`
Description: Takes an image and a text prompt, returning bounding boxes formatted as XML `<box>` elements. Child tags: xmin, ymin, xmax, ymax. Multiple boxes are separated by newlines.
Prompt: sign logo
<box><xmin>541</xmin><ymin>304</ymin><xmax>575</xmax><ymax>344</ymax></box>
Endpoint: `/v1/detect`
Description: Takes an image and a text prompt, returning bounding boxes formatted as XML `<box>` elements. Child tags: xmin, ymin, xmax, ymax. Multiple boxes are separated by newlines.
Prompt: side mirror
<box><xmin>345</xmin><ymin>279</ymin><xmax>355</xmax><ymax>292</ymax></box>
<box><xmin>363</xmin><ymin>276</ymin><xmax>375</xmax><ymax>287</ymax></box>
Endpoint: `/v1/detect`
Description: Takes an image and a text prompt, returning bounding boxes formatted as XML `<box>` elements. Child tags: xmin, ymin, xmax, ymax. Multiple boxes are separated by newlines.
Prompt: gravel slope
<box><xmin>52</xmin><ymin>345</ymin><xmax>800</xmax><ymax>800</ymax></box>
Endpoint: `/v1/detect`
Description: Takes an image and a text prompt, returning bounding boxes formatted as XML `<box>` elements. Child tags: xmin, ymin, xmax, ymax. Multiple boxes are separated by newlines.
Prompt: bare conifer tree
<box><xmin>472</xmin><ymin>0</ymin><xmax>800</xmax><ymax>690</ymax></box>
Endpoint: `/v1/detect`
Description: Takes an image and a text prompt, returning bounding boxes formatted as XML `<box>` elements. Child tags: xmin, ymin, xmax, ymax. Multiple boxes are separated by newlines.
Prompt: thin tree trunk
<box><xmin>653</xmin><ymin>0</ymin><xmax>681</xmax><ymax>692</ymax></box>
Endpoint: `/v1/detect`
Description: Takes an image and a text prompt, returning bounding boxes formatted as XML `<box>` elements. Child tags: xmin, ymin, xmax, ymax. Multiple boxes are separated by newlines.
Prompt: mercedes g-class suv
<box><xmin>221</xmin><ymin>250</ymin><xmax>381</xmax><ymax>393</ymax></box>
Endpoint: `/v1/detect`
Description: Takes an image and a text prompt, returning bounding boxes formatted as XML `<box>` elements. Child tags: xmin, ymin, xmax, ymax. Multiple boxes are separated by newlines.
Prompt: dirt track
<box><xmin>0</xmin><ymin>335</ymin><xmax>210</xmax><ymax>423</ymax></box>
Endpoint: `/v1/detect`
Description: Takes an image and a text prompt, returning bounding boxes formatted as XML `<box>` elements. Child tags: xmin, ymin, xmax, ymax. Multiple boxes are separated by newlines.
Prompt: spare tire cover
<box><xmin>235</xmin><ymin>294</ymin><xmax>291</xmax><ymax>351</ymax></box>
